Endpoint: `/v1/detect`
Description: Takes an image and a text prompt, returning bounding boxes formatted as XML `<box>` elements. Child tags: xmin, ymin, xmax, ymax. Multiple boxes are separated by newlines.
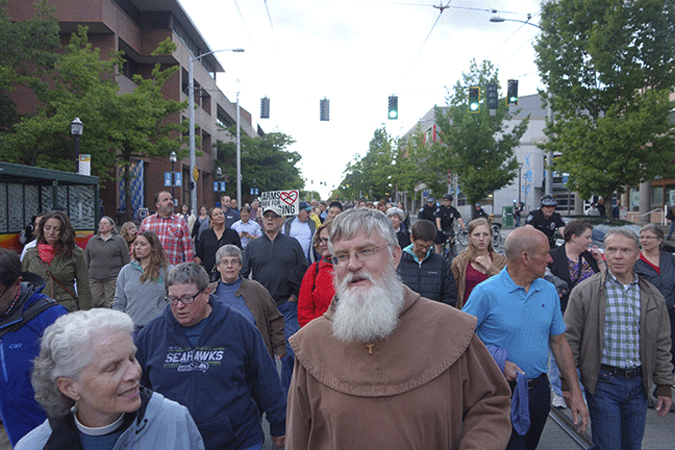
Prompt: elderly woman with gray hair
<box><xmin>15</xmin><ymin>309</ymin><xmax>204</xmax><ymax>450</ymax></box>
<box><xmin>209</xmin><ymin>244</ymin><xmax>286</xmax><ymax>359</ymax></box>
<box><xmin>84</xmin><ymin>216</ymin><xmax>130</xmax><ymax>308</ymax></box>
<box><xmin>386</xmin><ymin>206</ymin><xmax>410</xmax><ymax>249</ymax></box>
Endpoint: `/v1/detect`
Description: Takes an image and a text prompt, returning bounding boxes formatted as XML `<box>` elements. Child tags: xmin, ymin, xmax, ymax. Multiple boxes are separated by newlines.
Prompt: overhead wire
<box><xmin>403</xmin><ymin>0</ymin><xmax>453</xmax><ymax>81</ymax></box>
<box><xmin>232</xmin><ymin>0</ymin><xmax>256</xmax><ymax>46</ymax></box>
<box><xmin>262</xmin><ymin>0</ymin><xmax>280</xmax><ymax>50</ymax></box>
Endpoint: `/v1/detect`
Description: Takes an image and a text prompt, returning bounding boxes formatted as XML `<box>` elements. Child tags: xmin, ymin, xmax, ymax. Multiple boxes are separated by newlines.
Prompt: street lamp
<box><xmin>188</xmin><ymin>48</ymin><xmax>244</xmax><ymax>215</ymax></box>
<box><xmin>71</xmin><ymin>117</ymin><xmax>83</xmax><ymax>173</ymax></box>
<box><xmin>235</xmin><ymin>79</ymin><xmax>242</xmax><ymax>209</ymax></box>
<box><xmin>490</xmin><ymin>14</ymin><xmax>555</xmax><ymax>196</ymax></box>
<box><xmin>169</xmin><ymin>151</ymin><xmax>177</xmax><ymax>204</ymax></box>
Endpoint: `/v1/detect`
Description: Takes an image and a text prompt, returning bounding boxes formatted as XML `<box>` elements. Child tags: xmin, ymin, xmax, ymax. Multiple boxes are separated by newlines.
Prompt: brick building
<box><xmin>6</xmin><ymin>0</ymin><xmax>260</xmax><ymax>219</ymax></box>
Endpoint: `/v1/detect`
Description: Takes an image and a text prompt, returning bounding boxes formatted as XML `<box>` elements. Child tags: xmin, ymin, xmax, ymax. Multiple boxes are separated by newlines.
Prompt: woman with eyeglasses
<box><xmin>113</xmin><ymin>231</ymin><xmax>171</xmax><ymax>334</ymax></box>
<box><xmin>208</xmin><ymin>245</ymin><xmax>285</xmax><ymax>359</ymax></box>
<box><xmin>298</xmin><ymin>221</ymin><xmax>335</xmax><ymax>327</ymax></box>
<box><xmin>634</xmin><ymin>223</ymin><xmax>675</xmax><ymax>370</ymax></box>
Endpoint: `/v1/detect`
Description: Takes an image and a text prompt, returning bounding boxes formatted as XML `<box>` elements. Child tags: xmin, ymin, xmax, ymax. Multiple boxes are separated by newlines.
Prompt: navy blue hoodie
<box><xmin>135</xmin><ymin>298</ymin><xmax>286</xmax><ymax>449</ymax></box>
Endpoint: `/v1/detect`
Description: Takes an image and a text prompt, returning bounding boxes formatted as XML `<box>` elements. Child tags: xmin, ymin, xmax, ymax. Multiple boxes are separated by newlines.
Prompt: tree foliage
<box><xmin>0</xmin><ymin>26</ymin><xmax>189</xmax><ymax>220</ymax></box>
<box><xmin>432</xmin><ymin>60</ymin><xmax>529</xmax><ymax>205</ymax></box>
<box><xmin>334</xmin><ymin>128</ymin><xmax>397</xmax><ymax>201</ymax></box>
<box><xmin>0</xmin><ymin>0</ymin><xmax>60</xmax><ymax>131</ymax></box>
<box><xmin>535</xmin><ymin>0</ymin><xmax>675</xmax><ymax>201</ymax></box>
<box><xmin>214</xmin><ymin>128</ymin><xmax>303</xmax><ymax>204</ymax></box>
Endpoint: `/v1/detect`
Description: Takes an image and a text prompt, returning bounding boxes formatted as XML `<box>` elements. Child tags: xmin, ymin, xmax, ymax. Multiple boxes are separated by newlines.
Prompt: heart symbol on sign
<box><xmin>280</xmin><ymin>191</ymin><xmax>298</xmax><ymax>206</ymax></box>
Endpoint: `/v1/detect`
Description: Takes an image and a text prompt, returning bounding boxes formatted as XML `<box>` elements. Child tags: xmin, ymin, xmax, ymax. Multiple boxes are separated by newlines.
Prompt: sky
<box><xmin>179</xmin><ymin>0</ymin><xmax>545</xmax><ymax>199</ymax></box>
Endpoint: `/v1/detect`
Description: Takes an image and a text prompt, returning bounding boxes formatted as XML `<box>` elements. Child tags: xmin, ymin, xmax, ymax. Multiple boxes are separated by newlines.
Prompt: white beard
<box><xmin>331</xmin><ymin>265</ymin><xmax>405</xmax><ymax>343</ymax></box>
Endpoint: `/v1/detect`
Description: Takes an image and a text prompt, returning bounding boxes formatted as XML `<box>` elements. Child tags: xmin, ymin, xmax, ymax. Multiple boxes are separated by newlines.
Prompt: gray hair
<box><xmin>328</xmin><ymin>208</ymin><xmax>397</xmax><ymax>253</ymax></box>
<box><xmin>640</xmin><ymin>223</ymin><xmax>664</xmax><ymax>250</ymax></box>
<box><xmin>215</xmin><ymin>245</ymin><xmax>242</xmax><ymax>265</ymax></box>
<box><xmin>166</xmin><ymin>262</ymin><xmax>209</xmax><ymax>291</ymax></box>
<box><xmin>604</xmin><ymin>227</ymin><xmax>640</xmax><ymax>250</ymax></box>
<box><xmin>100</xmin><ymin>216</ymin><xmax>117</xmax><ymax>234</ymax></box>
<box><xmin>31</xmin><ymin>309</ymin><xmax>134</xmax><ymax>418</ymax></box>
<box><xmin>386</xmin><ymin>207</ymin><xmax>406</xmax><ymax>222</ymax></box>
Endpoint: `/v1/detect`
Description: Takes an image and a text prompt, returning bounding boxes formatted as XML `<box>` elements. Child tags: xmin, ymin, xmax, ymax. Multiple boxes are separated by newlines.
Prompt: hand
<box><xmin>589</xmin><ymin>246</ymin><xmax>603</xmax><ymax>262</ymax></box>
<box><xmin>656</xmin><ymin>396</ymin><xmax>673</xmax><ymax>417</ymax></box>
<box><xmin>503</xmin><ymin>360</ymin><xmax>524</xmax><ymax>382</ymax></box>
<box><xmin>563</xmin><ymin>389</ymin><xmax>589</xmax><ymax>434</ymax></box>
<box><xmin>272</xmin><ymin>435</ymin><xmax>285</xmax><ymax>450</ymax></box>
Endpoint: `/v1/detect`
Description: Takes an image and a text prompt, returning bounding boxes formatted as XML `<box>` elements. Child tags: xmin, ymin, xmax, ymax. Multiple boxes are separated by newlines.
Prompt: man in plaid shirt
<box><xmin>564</xmin><ymin>228</ymin><xmax>673</xmax><ymax>450</ymax></box>
<box><xmin>140</xmin><ymin>191</ymin><xmax>194</xmax><ymax>265</ymax></box>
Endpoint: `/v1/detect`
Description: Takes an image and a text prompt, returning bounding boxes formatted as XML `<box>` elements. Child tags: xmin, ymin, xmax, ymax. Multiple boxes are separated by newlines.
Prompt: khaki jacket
<box><xmin>563</xmin><ymin>269</ymin><xmax>673</xmax><ymax>397</ymax></box>
<box><xmin>287</xmin><ymin>286</ymin><xmax>512</xmax><ymax>450</ymax></box>
<box><xmin>22</xmin><ymin>246</ymin><xmax>92</xmax><ymax>312</ymax></box>
<box><xmin>209</xmin><ymin>277</ymin><xmax>285</xmax><ymax>358</ymax></box>
<box><xmin>451</xmin><ymin>250</ymin><xmax>506</xmax><ymax>309</ymax></box>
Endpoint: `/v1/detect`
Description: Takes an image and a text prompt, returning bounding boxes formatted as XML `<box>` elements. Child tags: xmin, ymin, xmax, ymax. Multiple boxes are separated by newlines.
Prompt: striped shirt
<box><xmin>139</xmin><ymin>213</ymin><xmax>194</xmax><ymax>266</ymax></box>
<box><xmin>602</xmin><ymin>272</ymin><xmax>641</xmax><ymax>369</ymax></box>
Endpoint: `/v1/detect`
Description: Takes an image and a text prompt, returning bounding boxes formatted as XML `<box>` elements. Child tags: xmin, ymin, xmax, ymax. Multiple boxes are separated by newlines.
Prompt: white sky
<box><xmin>179</xmin><ymin>0</ymin><xmax>544</xmax><ymax>199</ymax></box>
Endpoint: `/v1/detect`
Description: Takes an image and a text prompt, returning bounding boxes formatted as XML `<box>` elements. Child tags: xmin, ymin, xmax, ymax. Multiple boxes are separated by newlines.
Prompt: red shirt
<box><xmin>139</xmin><ymin>213</ymin><xmax>194</xmax><ymax>265</ymax></box>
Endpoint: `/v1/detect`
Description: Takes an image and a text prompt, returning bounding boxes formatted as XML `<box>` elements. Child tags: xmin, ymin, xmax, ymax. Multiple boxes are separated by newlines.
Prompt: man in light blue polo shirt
<box><xmin>463</xmin><ymin>227</ymin><xmax>588</xmax><ymax>450</ymax></box>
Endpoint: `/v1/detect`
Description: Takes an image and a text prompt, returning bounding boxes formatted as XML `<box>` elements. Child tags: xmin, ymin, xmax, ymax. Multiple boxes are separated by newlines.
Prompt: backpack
<box><xmin>0</xmin><ymin>297</ymin><xmax>58</xmax><ymax>338</ymax></box>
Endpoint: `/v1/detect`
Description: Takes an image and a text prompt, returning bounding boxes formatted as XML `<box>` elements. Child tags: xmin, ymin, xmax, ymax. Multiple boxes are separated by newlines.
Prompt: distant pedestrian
<box><xmin>84</xmin><ymin>216</ymin><xmax>129</xmax><ymax>308</ymax></box>
<box><xmin>612</xmin><ymin>200</ymin><xmax>621</xmax><ymax>220</ymax></box>
<box><xmin>139</xmin><ymin>191</ymin><xmax>194</xmax><ymax>266</ymax></box>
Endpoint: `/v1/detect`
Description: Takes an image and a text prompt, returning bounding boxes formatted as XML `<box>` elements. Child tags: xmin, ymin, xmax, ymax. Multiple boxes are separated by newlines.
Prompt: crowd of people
<box><xmin>1</xmin><ymin>191</ymin><xmax>673</xmax><ymax>450</ymax></box>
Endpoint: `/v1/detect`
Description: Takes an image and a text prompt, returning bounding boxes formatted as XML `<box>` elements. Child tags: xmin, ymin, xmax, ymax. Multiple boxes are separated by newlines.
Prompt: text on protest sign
<box><xmin>260</xmin><ymin>190</ymin><xmax>300</xmax><ymax>216</ymax></box>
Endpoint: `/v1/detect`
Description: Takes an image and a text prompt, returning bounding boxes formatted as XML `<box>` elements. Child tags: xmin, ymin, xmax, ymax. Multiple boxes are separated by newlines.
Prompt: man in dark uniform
<box><xmin>525</xmin><ymin>194</ymin><xmax>566</xmax><ymax>248</ymax></box>
<box><xmin>434</xmin><ymin>194</ymin><xmax>466</xmax><ymax>255</ymax></box>
<box><xmin>472</xmin><ymin>203</ymin><xmax>489</xmax><ymax>220</ymax></box>
<box><xmin>418</xmin><ymin>196</ymin><xmax>437</xmax><ymax>222</ymax></box>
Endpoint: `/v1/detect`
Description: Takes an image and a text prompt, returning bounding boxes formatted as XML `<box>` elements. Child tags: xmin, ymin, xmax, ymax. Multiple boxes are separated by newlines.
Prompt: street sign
<box><xmin>174</xmin><ymin>172</ymin><xmax>182</xmax><ymax>186</ymax></box>
<box><xmin>164</xmin><ymin>172</ymin><xmax>172</xmax><ymax>187</ymax></box>
<box><xmin>192</xmin><ymin>167</ymin><xmax>199</xmax><ymax>181</ymax></box>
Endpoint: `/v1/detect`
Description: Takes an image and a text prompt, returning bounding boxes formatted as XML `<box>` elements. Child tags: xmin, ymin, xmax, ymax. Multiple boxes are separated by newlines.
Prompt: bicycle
<box><xmin>491</xmin><ymin>222</ymin><xmax>502</xmax><ymax>251</ymax></box>
<box><xmin>440</xmin><ymin>230</ymin><xmax>458</xmax><ymax>264</ymax></box>
<box><xmin>456</xmin><ymin>228</ymin><xmax>469</xmax><ymax>247</ymax></box>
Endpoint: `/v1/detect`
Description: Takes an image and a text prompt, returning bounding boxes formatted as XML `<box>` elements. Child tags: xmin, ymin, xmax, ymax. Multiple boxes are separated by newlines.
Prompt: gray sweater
<box><xmin>84</xmin><ymin>233</ymin><xmax>130</xmax><ymax>279</ymax></box>
<box><xmin>113</xmin><ymin>261</ymin><xmax>171</xmax><ymax>326</ymax></box>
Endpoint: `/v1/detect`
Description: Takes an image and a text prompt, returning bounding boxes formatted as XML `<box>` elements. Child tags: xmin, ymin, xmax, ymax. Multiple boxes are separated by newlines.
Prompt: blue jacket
<box><xmin>134</xmin><ymin>297</ymin><xmax>286</xmax><ymax>450</ymax></box>
<box><xmin>397</xmin><ymin>245</ymin><xmax>457</xmax><ymax>306</ymax></box>
<box><xmin>0</xmin><ymin>282</ymin><xmax>67</xmax><ymax>446</ymax></box>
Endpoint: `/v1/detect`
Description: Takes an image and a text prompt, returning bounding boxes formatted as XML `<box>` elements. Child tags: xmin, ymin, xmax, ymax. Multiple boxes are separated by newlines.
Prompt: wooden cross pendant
<box><xmin>365</xmin><ymin>343</ymin><xmax>375</xmax><ymax>355</ymax></box>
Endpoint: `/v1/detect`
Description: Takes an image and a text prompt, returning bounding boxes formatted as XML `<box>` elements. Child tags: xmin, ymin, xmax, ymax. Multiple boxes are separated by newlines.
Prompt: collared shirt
<box><xmin>602</xmin><ymin>272</ymin><xmax>641</xmax><ymax>369</ymax></box>
<box><xmin>462</xmin><ymin>267</ymin><xmax>566</xmax><ymax>378</ymax></box>
<box><xmin>139</xmin><ymin>213</ymin><xmax>194</xmax><ymax>266</ymax></box>
<box><xmin>230</xmin><ymin>219</ymin><xmax>262</xmax><ymax>249</ymax></box>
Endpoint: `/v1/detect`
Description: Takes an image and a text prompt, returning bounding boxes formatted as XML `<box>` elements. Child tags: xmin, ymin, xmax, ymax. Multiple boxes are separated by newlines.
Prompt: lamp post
<box><xmin>490</xmin><ymin>15</ymin><xmax>554</xmax><ymax>196</ymax></box>
<box><xmin>235</xmin><ymin>79</ymin><xmax>242</xmax><ymax>209</ymax></box>
<box><xmin>188</xmin><ymin>48</ymin><xmax>244</xmax><ymax>215</ymax></box>
<box><xmin>169</xmin><ymin>151</ymin><xmax>177</xmax><ymax>204</ymax></box>
<box><xmin>71</xmin><ymin>117</ymin><xmax>83</xmax><ymax>173</ymax></box>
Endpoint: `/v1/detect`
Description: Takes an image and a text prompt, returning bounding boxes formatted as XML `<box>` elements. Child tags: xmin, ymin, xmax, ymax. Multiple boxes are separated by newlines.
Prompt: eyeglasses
<box><xmin>165</xmin><ymin>287</ymin><xmax>204</xmax><ymax>306</ymax></box>
<box><xmin>330</xmin><ymin>245</ymin><xmax>388</xmax><ymax>266</ymax></box>
<box><xmin>318</xmin><ymin>238</ymin><xmax>329</xmax><ymax>245</ymax></box>
<box><xmin>413</xmin><ymin>242</ymin><xmax>433</xmax><ymax>252</ymax></box>
<box><xmin>640</xmin><ymin>235</ymin><xmax>660</xmax><ymax>240</ymax></box>
<box><xmin>263</xmin><ymin>213</ymin><xmax>279</xmax><ymax>219</ymax></box>
<box><xmin>218</xmin><ymin>258</ymin><xmax>240</xmax><ymax>267</ymax></box>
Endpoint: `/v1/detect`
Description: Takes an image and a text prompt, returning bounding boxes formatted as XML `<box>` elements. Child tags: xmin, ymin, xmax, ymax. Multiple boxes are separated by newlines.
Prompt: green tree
<box><xmin>214</xmin><ymin>128</ymin><xmax>303</xmax><ymax>205</ymax></box>
<box><xmin>432</xmin><ymin>60</ymin><xmax>529</xmax><ymax>205</ymax></box>
<box><xmin>335</xmin><ymin>127</ymin><xmax>398</xmax><ymax>201</ymax></box>
<box><xmin>0</xmin><ymin>0</ymin><xmax>60</xmax><ymax>131</ymax></box>
<box><xmin>535</xmin><ymin>0</ymin><xmax>675</xmax><ymax>205</ymax></box>
<box><xmin>396</xmin><ymin>124</ymin><xmax>447</xmax><ymax>201</ymax></box>
<box><xmin>0</xmin><ymin>27</ymin><xmax>188</xmax><ymax>221</ymax></box>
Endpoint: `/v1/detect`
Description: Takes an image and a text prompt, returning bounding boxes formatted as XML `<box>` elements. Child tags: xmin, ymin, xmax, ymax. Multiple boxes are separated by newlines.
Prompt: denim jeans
<box><xmin>277</xmin><ymin>301</ymin><xmax>300</xmax><ymax>395</ymax></box>
<box><xmin>506</xmin><ymin>374</ymin><xmax>551</xmax><ymax>450</ymax></box>
<box><xmin>586</xmin><ymin>369</ymin><xmax>648</xmax><ymax>450</ymax></box>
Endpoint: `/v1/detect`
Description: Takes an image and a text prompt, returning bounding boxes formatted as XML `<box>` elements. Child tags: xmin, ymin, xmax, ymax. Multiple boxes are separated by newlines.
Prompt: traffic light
<box><xmin>486</xmin><ymin>83</ymin><xmax>498</xmax><ymax>111</ymax></box>
<box><xmin>260</xmin><ymin>97</ymin><xmax>270</xmax><ymax>119</ymax></box>
<box><xmin>320</xmin><ymin>98</ymin><xmax>330</xmax><ymax>121</ymax></box>
<box><xmin>388</xmin><ymin>96</ymin><xmax>398</xmax><ymax>120</ymax></box>
<box><xmin>468</xmin><ymin>87</ymin><xmax>480</xmax><ymax>113</ymax></box>
<box><xmin>507</xmin><ymin>79</ymin><xmax>519</xmax><ymax>105</ymax></box>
